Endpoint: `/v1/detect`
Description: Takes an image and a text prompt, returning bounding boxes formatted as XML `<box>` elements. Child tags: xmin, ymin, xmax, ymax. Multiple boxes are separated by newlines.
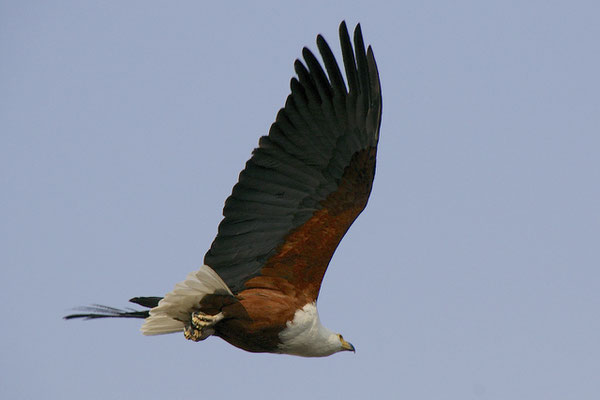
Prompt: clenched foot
<box><xmin>183</xmin><ymin>312</ymin><xmax>224</xmax><ymax>342</ymax></box>
<box><xmin>183</xmin><ymin>325</ymin><xmax>205</xmax><ymax>342</ymax></box>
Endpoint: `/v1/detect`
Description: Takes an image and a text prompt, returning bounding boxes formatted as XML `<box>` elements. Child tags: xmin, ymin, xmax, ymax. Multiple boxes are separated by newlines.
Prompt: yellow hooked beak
<box><xmin>341</xmin><ymin>338</ymin><xmax>355</xmax><ymax>353</ymax></box>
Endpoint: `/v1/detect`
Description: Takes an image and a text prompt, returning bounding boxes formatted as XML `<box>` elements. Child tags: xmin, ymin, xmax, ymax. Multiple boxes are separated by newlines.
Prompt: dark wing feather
<box><xmin>204</xmin><ymin>22</ymin><xmax>382</xmax><ymax>297</ymax></box>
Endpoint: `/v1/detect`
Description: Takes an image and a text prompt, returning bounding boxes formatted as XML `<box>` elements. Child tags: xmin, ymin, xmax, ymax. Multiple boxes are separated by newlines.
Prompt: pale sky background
<box><xmin>2</xmin><ymin>1</ymin><xmax>599</xmax><ymax>399</ymax></box>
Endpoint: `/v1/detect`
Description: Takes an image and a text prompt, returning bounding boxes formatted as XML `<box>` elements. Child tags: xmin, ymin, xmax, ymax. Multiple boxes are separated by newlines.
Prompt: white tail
<box><xmin>141</xmin><ymin>265</ymin><xmax>232</xmax><ymax>336</ymax></box>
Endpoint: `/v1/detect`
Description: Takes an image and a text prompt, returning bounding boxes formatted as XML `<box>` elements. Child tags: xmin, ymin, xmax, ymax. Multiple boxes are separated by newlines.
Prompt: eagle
<box><xmin>66</xmin><ymin>21</ymin><xmax>382</xmax><ymax>358</ymax></box>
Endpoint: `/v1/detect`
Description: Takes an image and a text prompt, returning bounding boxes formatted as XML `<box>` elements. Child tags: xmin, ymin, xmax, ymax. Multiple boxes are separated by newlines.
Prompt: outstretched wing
<box><xmin>204</xmin><ymin>22</ymin><xmax>382</xmax><ymax>301</ymax></box>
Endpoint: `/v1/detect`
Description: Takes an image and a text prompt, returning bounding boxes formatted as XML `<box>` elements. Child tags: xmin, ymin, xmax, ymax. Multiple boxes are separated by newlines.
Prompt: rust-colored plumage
<box><xmin>253</xmin><ymin>146</ymin><xmax>377</xmax><ymax>300</ymax></box>
<box><xmin>66</xmin><ymin>21</ymin><xmax>382</xmax><ymax>357</ymax></box>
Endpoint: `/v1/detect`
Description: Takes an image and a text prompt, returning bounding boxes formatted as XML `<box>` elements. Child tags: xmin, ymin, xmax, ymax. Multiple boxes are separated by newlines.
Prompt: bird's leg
<box><xmin>183</xmin><ymin>312</ymin><xmax>224</xmax><ymax>342</ymax></box>
<box><xmin>192</xmin><ymin>311</ymin><xmax>225</xmax><ymax>328</ymax></box>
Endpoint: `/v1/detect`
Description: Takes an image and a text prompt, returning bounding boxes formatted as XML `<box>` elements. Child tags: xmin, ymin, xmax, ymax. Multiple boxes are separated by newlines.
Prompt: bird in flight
<box><xmin>66</xmin><ymin>21</ymin><xmax>382</xmax><ymax>358</ymax></box>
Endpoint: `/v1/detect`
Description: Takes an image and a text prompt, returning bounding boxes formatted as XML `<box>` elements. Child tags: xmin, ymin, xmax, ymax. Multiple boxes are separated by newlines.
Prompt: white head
<box><xmin>278</xmin><ymin>302</ymin><xmax>355</xmax><ymax>357</ymax></box>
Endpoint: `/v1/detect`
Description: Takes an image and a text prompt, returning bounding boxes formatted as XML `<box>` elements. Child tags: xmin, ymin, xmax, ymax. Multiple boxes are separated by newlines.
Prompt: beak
<box><xmin>341</xmin><ymin>339</ymin><xmax>355</xmax><ymax>353</ymax></box>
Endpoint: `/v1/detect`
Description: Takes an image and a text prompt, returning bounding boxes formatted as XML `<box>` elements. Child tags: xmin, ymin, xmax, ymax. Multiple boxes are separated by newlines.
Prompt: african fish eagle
<box><xmin>66</xmin><ymin>21</ymin><xmax>382</xmax><ymax>358</ymax></box>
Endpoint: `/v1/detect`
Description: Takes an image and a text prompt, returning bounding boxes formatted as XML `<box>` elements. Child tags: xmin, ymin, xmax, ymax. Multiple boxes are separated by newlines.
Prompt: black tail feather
<box><xmin>64</xmin><ymin>296</ymin><xmax>162</xmax><ymax>320</ymax></box>
<box><xmin>129</xmin><ymin>296</ymin><xmax>162</xmax><ymax>308</ymax></box>
<box><xmin>64</xmin><ymin>304</ymin><xmax>150</xmax><ymax>320</ymax></box>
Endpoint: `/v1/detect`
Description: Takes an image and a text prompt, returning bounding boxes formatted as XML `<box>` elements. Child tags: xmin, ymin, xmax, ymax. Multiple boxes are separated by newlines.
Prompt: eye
<box><xmin>338</xmin><ymin>334</ymin><xmax>344</xmax><ymax>340</ymax></box>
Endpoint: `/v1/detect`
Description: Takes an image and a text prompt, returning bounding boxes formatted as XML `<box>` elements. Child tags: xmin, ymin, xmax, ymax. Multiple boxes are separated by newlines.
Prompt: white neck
<box><xmin>277</xmin><ymin>302</ymin><xmax>341</xmax><ymax>357</ymax></box>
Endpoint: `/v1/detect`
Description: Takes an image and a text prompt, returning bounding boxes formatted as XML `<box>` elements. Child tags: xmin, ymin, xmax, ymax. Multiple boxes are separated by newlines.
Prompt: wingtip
<box><xmin>340</xmin><ymin>20</ymin><xmax>352</xmax><ymax>40</ymax></box>
<box><xmin>301</xmin><ymin>46</ymin><xmax>312</xmax><ymax>59</ymax></box>
<box><xmin>350</xmin><ymin>22</ymin><xmax>362</xmax><ymax>40</ymax></box>
<box><xmin>353</xmin><ymin>24</ymin><xmax>365</xmax><ymax>49</ymax></box>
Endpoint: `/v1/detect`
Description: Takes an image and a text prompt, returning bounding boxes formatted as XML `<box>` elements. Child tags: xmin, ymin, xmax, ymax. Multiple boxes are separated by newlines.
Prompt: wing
<box><xmin>204</xmin><ymin>22</ymin><xmax>382</xmax><ymax>300</ymax></box>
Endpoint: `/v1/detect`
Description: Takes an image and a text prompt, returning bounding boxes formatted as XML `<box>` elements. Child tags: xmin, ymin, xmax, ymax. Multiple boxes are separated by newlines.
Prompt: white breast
<box><xmin>277</xmin><ymin>302</ymin><xmax>342</xmax><ymax>357</ymax></box>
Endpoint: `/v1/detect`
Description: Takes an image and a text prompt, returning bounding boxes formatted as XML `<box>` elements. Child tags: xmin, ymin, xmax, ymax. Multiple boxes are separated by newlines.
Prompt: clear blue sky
<box><xmin>2</xmin><ymin>1</ymin><xmax>599</xmax><ymax>399</ymax></box>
